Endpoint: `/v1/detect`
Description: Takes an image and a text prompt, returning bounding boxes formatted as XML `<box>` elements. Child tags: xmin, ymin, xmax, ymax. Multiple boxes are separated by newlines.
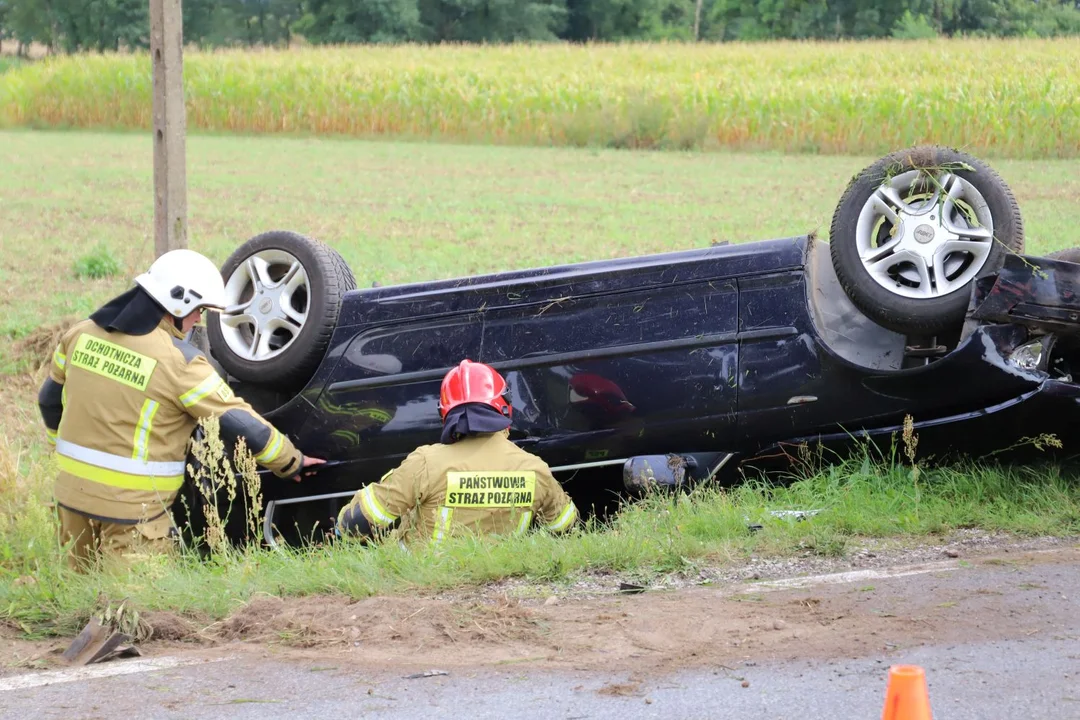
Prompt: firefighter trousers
<box><xmin>56</xmin><ymin>505</ymin><xmax>177</xmax><ymax>571</ymax></box>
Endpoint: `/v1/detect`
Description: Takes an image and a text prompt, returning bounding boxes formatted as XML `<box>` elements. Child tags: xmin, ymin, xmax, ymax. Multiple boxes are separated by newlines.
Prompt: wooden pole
<box><xmin>150</xmin><ymin>0</ymin><xmax>188</xmax><ymax>256</ymax></box>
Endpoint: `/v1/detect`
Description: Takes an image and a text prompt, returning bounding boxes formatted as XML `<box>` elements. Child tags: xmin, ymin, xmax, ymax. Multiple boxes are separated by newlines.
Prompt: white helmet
<box><xmin>134</xmin><ymin>249</ymin><xmax>228</xmax><ymax>317</ymax></box>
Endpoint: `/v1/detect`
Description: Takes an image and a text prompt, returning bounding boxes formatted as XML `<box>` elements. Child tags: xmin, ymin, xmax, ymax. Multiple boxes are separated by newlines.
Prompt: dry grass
<box><xmin>2</xmin><ymin>38</ymin><xmax>1078</xmax><ymax>158</ymax></box>
<box><xmin>12</xmin><ymin>319</ymin><xmax>78</xmax><ymax>377</ymax></box>
<box><xmin>0</xmin><ymin>432</ymin><xmax>22</xmax><ymax>497</ymax></box>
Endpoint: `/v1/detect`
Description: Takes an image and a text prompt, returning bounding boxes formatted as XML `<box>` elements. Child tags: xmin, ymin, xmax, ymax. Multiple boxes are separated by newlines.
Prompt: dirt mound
<box><xmin>211</xmin><ymin>593</ymin><xmax>547</xmax><ymax>652</ymax></box>
<box><xmin>142</xmin><ymin>611</ymin><xmax>209</xmax><ymax>643</ymax></box>
<box><xmin>12</xmin><ymin>317</ymin><xmax>80</xmax><ymax>375</ymax></box>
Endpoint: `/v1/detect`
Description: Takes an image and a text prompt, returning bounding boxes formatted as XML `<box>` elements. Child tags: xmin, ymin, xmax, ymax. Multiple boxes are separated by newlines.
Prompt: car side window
<box><xmin>340</xmin><ymin>313</ymin><xmax>484</xmax><ymax>379</ymax></box>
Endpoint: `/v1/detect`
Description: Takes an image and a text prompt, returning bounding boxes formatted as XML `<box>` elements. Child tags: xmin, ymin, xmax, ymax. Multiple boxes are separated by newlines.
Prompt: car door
<box><xmin>478</xmin><ymin>276</ymin><xmax>740</xmax><ymax>467</ymax></box>
<box><xmin>303</xmin><ymin>311</ymin><xmax>485</xmax><ymax>463</ymax></box>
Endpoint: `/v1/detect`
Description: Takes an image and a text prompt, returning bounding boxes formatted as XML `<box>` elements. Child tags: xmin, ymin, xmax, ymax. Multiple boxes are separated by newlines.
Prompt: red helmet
<box><xmin>438</xmin><ymin>359</ymin><xmax>511</xmax><ymax>420</ymax></box>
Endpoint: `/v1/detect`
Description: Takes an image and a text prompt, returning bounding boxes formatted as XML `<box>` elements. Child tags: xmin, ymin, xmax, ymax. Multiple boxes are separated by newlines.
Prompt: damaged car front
<box><xmin>741</xmin><ymin>250</ymin><xmax>1080</xmax><ymax>476</ymax></box>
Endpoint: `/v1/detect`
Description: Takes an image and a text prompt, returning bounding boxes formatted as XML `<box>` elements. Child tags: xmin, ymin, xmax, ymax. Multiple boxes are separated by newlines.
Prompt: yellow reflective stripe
<box><xmin>56</xmin><ymin>455</ymin><xmax>183</xmax><ymax>492</ymax></box>
<box><xmin>515</xmin><ymin>510</ymin><xmax>533</xmax><ymax>535</ymax></box>
<box><xmin>45</xmin><ymin>428</ymin><xmax>58</xmax><ymax>445</ymax></box>
<box><xmin>53</xmin><ymin>345</ymin><xmax>67</xmax><ymax>370</ymax></box>
<box><xmin>179</xmin><ymin>373</ymin><xmax>225</xmax><ymax>408</ymax></box>
<box><xmin>61</xmin><ymin>385</ymin><xmax>67</xmax><ymax>409</ymax></box>
<box><xmin>545</xmin><ymin>502</ymin><xmax>578</xmax><ymax>532</ymax></box>
<box><xmin>131</xmin><ymin>399</ymin><xmax>160</xmax><ymax>462</ymax></box>
<box><xmin>359</xmin><ymin>484</ymin><xmax>397</xmax><ymax>526</ymax></box>
<box><xmin>255</xmin><ymin>429</ymin><xmax>284</xmax><ymax>464</ymax></box>
<box><xmin>57</xmin><ymin>438</ymin><xmax>184</xmax><ymax>476</ymax></box>
<box><xmin>432</xmin><ymin>506</ymin><xmax>453</xmax><ymax>543</ymax></box>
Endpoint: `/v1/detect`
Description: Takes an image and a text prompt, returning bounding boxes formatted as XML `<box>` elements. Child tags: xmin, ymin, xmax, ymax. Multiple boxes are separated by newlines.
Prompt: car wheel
<box><xmin>1047</xmin><ymin>247</ymin><xmax>1080</xmax><ymax>263</ymax></box>
<box><xmin>829</xmin><ymin>145</ymin><xmax>1024</xmax><ymax>336</ymax></box>
<box><xmin>206</xmin><ymin>230</ymin><xmax>357</xmax><ymax>389</ymax></box>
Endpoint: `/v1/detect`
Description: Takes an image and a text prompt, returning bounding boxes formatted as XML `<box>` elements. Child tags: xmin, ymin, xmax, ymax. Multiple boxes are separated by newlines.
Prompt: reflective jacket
<box><xmin>38</xmin><ymin>317</ymin><xmax>303</xmax><ymax>524</ymax></box>
<box><xmin>338</xmin><ymin>431</ymin><xmax>579</xmax><ymax>544</ymax></box>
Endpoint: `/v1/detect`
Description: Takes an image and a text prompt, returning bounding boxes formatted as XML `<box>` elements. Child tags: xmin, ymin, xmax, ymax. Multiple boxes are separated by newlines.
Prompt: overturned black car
<box><xmin>178</xmin><ymin>145</ymin><xmax>1080</xmax><ymax>546</ymax></box>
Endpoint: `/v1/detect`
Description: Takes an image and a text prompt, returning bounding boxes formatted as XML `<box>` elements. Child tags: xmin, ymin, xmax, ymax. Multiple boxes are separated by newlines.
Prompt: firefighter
<box><xmin>38</xmin><ymin>249</ymin><xmax>325</xmax><ymax>569</ymax></box>
<box><xmin>335</xmin><ymin>359</ymin><xmax>579</xmax><ymax>544</ymax></box>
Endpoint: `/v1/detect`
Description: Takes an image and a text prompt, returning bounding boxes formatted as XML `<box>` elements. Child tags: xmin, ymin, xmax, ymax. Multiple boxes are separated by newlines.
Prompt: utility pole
<box><xmin>149</xmin><ymin>0</ymin><xmax>188</xmax><ymax>256</ymax></box>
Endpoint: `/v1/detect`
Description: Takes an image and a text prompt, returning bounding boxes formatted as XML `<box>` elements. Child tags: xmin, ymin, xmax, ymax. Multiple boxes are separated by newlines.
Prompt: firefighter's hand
<box><xmin>292</xmin><ymin>455</ymin><xmax>326</xmax><ymax>482</ymax></box>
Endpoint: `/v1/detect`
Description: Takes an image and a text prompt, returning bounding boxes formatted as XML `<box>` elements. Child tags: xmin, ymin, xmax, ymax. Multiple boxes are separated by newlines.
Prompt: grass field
<box><xmin>1</xmin><ymin>128</ymin><xmax>1079</xmax><ymax>638</ymax></box>
<box><xmin>2</xmin><ymin>39</ymin><xmax>1079</xmax><ymax>158</ymax></box>
<box><xmin>0</xmin><ymin>57</ymin><xmax>24</xmax><ymax>75</ymax></box>
<box><xmin>3</xmin><ymin>129</ymin><xmax>1079</xmax><ymax>363</ymax></box>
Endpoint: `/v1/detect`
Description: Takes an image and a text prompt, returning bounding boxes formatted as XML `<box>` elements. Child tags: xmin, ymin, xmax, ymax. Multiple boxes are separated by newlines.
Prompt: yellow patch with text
<box><xmin>444</xmin><ymin>471</ymin><xmax>536</xmax><ymax>507</ymax></box>
<box><xmin>215</xmin><ymin>382</ymin><xmax>234</xmax><ymax>402</ymax></box>
<box><xmin>69</xmin><ymin>334</ymin><xmax>157</xmax><ymax>392</ymax></box>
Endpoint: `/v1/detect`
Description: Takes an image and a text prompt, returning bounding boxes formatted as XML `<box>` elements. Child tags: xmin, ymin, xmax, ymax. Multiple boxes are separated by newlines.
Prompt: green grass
<box><xmin>2</xmin><ymin>426</ymin><xmax>1077</xmax><ymax>638</ymax></box>
<box><xmin>2</xmin><ymin>128</ymin><xmax>1079</xmax><ymax>366</ymax></box>
<box><xmin>0</xmin><ymin>57</ymin><xmax>25</xmax><ymax>75</ymax></box>
<box><xmin>72</xmin><ymin>243</ymin><xmax>123</xmax><ymax>280</ymax></box>
<box><xmin>2</xmin><ymin>39</ymin><xmax>1079</xmax><ymax>159</ymax></box>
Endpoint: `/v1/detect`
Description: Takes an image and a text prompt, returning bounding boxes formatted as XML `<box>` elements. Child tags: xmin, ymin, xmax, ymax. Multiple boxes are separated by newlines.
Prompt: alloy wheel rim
<box><xmin>855</xmin><ymin>169</ymin><xmax>996</xmax><ymax>300</ymax></box>
<box><xmin>218</xmin><ymin>249</ymin><xmax>311</xmax><ymax>361</ymax></box>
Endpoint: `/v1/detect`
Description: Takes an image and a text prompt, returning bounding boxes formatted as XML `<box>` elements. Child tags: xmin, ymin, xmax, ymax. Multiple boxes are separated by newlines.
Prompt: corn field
<box><xmin>1</xmin><ymin>38</ymin><xmax>1078</xmax><ymax>158</ymax></box>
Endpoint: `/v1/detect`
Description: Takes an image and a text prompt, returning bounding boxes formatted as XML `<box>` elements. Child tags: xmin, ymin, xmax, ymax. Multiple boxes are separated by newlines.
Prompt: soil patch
<box><xmin>58</xmin><ymin>543</ymin><xmax>1074</xmax><ymax>680</ymax></box>
<box><xmin>3</xmin><ymin>543</ymin><xmax>1076</xmax><ymax>680</ymax></box>
<box><xmin>209</xmin><ymin>594</ymin><xmax>542</xmax><ymax>652</ymax></box>
<box><xmin>11</xmin><ymin>317</ymin><xmax>79</xmax><ymax>375</ymax></box>
<box><xmin>0</xmin><ymin>624</ymin><xmax>68</xmax><ymax>672</ymax></box>
<box><xmin>142</xmin><ymin>611</ymin><xmax>211</xmax><ymax>643</ymax></box>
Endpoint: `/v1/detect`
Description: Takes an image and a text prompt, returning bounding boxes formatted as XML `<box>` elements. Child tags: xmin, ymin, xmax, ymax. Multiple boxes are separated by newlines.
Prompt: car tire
<box><xmin>829</xmin><ymin>145</ymin><xmax>1024</xmax><ymax>336</ymax></box>
<box><xmin>206</xmin><ymin>230</ymin><xmax>357</xmax><ymax>389</ymax></box>
<box><xmin>1047</xmin><ymin>247</ymin><xmax>1080</xmax><ymax>263</ymax></box>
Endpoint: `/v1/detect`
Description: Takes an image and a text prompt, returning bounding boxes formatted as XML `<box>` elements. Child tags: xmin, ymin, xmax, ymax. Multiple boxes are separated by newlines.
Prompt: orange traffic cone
<box><xmin>881</xmin><ymin>665</ymin><xmax>933</xmax><ymax>720</ymax></box>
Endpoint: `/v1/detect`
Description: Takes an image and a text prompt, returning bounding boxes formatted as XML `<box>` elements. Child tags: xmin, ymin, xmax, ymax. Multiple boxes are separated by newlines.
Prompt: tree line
<box><xmin>2</xmin><ymin>0</ymin><xmax>1079</xmax><ymax>54</ymax></box>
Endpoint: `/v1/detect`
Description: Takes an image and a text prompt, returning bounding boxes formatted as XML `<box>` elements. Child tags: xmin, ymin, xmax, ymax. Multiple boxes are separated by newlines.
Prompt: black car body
<box><xmin>180</xmin><ymin>232</ymin><xmax>1080</xmax><ymax>546</ymax></box>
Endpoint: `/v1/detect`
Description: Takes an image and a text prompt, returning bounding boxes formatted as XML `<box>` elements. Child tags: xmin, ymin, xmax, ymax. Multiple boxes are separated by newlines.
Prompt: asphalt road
<box><xmin>2</xmin><ymin>549</ymin><xmax>1078</xmax><ymax>720</ymax></box>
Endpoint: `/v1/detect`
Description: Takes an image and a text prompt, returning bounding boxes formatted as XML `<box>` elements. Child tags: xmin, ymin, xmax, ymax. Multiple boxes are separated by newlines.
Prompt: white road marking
<box><xmin>734</xmin><ymin>545</ymin><xmax>1078</xmax><ymax>594</ymax></box>
<box><xmin>742</xmin><ymin>558</ymin><xmax>963</xmax><ymax>592</ymax></box>
<box><xmin>0</xmin><ymin>655</ymin><xmax>232</xmax><ymax>693</ymax></box>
